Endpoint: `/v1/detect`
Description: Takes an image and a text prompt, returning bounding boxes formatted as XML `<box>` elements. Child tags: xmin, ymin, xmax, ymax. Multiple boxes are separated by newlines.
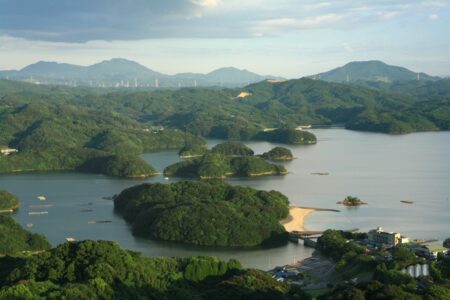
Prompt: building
<box><xmin>368</xmin><ymin>227</ymin><xmax>409</xmax><ymax>248</ymax></box>
<box><xmin>415</xmin><ymin>245</ymin><xmax>449</xmax><ymax>259</ymax></box>
<box><xmin>0</xmin><ymin>148</ymin><xmax>18</xmax><ymax>156</ymax></box>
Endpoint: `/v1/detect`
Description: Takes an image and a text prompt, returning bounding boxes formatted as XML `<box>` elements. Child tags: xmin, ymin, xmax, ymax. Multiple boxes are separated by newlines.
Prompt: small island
<box><xmin>255</xmin><ymin>128</ymin><xmax>317</xmax><ymax>145</ymax></box>
<box><xmin>0</xmin><ymin>189</ymin><xmax>20</xmax><ymax>212</ymax></box>
<box><xmin>164</xmin><ymin>153</ymin><xmax>287</xmax><ymax>179</ymax></box>
<box><xmin>260</xmin><ymin>147</ymin><xmax>294</xmax><ymax>161</ymax></box>
<box><xmin>211</xmin><ymin>141</ymin><xmax>254</xmax><ymax>156</ymax></box>
<box><xmin>114</xmin><ymin>181</ymin><xmax>290</xmax><ymax>247</ymax></box>
<box><xmin>337</xmin><ymin>196</ymin><xmax>367</xmax><ymax>206</ymax></box>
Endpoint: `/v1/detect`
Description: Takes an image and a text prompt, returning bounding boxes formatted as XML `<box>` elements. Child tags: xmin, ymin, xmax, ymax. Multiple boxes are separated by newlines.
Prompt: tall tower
<box><xmin>346</xmin><ymin>73</ymin><xmax>350</xmax><ymax>83</ymax></box>
<box><xmin>194</xmin><ymin>80</ymin><xmax>197</xmax><ymax>88</ymax></box>
<box><xmin>155</xmin><ymin>78</ymin><xmax>159</xmax><ymax>88</ymax></box>
<box><xmin>417</xmin><ymin>73</ymin><xmax>420</xmax><ymax>81</ymax></box>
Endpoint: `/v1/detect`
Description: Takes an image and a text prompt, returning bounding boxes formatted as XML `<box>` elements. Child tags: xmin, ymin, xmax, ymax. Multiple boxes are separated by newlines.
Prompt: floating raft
<box><xmin>88</xmin><ymin>220</ymin><xmax>112</xmax><ymax>224</ymax></box>
<box><xmin>29</xmin><ymin>204</ymin><xmax>53</xmax><ymax>209</ymax></box>
<box><xmin>28</xmin><ymin>211</ymin><xmax>48</xmax><ymax>215</ymax></box>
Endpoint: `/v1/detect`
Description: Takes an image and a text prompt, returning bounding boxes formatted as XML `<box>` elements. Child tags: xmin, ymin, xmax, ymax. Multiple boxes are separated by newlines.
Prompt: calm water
<box><xmin>1</xmin><ymin>129</ymin><xmax>449</xmax><ymax>270</ymax></box>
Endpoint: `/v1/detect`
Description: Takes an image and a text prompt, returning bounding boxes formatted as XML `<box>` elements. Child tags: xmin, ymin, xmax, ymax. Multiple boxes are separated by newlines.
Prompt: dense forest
<box><xmin>0</xmin><ymin>76</ymin><xmax>449</xmax><ymax>177</ymax></box>
<box><xmin>114</xmin><ymin>181</ymin><xmax>290</xmax><ymax>247</ymax></box>
<box><xmin>0</xmin><ymin>190</ymin><xmax>19</xmax><ymax>211</ymax></box>
<box><xmin>0</xmin><ymin>240</ymin><xmax>311</xmax><ymax>299</ymax></box>
<box><xmin>0</xmin><ymin>215</ymin><xmax>51</xmax><ymax>255</ymax></box>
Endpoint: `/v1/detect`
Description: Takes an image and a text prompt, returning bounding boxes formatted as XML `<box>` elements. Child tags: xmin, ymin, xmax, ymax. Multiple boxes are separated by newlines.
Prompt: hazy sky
<box><xmin>0</xmin><ymin>0</ymin><xmax>449</xmax><ymax>77</ymax></box>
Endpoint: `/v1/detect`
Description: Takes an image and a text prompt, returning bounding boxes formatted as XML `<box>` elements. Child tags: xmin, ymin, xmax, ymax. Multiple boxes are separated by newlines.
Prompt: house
<box><xmin>415</xmin><ymin>245</ymin><xmax>449</xmax><ymax>259</ymax></box>
<box><xmin>368</xmin><ymin>227</ymin><xmax>409</xmax><ymax>248</ymax></box>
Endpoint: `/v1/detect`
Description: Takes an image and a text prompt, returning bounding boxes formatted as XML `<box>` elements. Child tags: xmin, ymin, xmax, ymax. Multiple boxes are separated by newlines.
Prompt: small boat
<box><xmin>400</xmin><ymin>200</ymin><xmax>414</xmax><ymax>204</ymax></box>
<box><xmin>311</xmin><ymin>172</ymin><xmax>329</xmax><ymax>176</ymax></box>
<box><xmin>164</xmin><ymin>177</ymin><xmax>169</xmax><ymax>180</ymax></box>
<box><xmin>28</xmin><ymin>211</ymin><xmax>48</xmax><ymax>215</ymax></box>
<box><xmin>80</xmin><ymin>209</ymin><xmax>93</xmax><ymax>213</ymax></box>
<box><xmin>65</xmin><ymin>237</ymin><xmax>76</xmax><ymax>242</ymax></box>
<box><xmin>26</xmin><ymin>223</ymin><xmax>33</xmax><ymax>228</ymax></box>
<box><xmin>36</xmin><ymin>195</ymin><xmax>46</xmax><ymax>201</ymax></box>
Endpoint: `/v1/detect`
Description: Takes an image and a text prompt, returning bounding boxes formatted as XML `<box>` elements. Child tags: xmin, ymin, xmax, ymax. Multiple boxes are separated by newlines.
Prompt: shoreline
<box><xmin>280</xmin><ymin>206</ymin><xmax>339</xmax><ymax>232</ymax></box>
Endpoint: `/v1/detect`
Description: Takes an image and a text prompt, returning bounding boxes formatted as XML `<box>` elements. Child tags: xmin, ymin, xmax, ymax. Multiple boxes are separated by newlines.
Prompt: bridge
<box><xmin>288</xmin><ymin>228</ymin><xmax>360</xmax><ymax>247</ymax></box>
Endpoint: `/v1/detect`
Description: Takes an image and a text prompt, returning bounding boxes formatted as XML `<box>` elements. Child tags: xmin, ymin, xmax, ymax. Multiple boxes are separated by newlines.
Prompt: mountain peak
<box><xmin>316</xmin><ymin>60</ymin><xmax>438</xmax><ymax>83</ymax></box>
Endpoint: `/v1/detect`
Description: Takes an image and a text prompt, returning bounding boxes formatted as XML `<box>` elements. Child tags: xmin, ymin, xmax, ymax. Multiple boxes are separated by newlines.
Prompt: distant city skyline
<box><xmin>1</xmin><ymin>0</ymin><xmax>449</xmax><ymax>77</ymax></box>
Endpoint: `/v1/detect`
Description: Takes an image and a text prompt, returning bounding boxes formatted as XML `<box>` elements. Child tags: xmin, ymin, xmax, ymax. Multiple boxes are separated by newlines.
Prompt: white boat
<box><xmin>65</xmin><ymin>237</ymin><xmax>76</xmax><ymax>242</ymax></box>
<box><xmin>26</xmin><ymin>223</ymin><xmax>33</xmax><ymax>228</ymax></box>
<box><xmin>164</xmin><ymin>177</ymin><xmax>169</xmax><ymax>180</ymax></box>
<box><xmin>37</xmin><ymin>195</ymin><xmax>46</xmax><ymax>201</ymax></box>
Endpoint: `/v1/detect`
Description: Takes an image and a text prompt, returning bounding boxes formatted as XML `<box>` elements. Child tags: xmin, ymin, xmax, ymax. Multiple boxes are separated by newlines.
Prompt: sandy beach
<box><xmin>280</xmin><ymin>206</ymin><xmax>317</xmax><ymax>232</ymax></box>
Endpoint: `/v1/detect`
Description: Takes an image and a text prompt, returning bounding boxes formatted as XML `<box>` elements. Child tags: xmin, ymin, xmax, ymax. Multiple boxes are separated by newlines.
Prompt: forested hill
<box><xmin>1</xmin><ymin>76</ymin><xmax>449</xmax><ymax>147</ymax></box>
<box><xmin>315</xmin><ymin>60</ymin><xmax>439</xmax><ymax>83</ymax></box>
<box><xmin>0</xmin><ymin>58</ymin><xmax>282</xmax><ymax>88</ymax></box>
<box><xmin>0</xmin><ymin>240</ymin><xmax>309</xmax><ymax>299</ymax></box>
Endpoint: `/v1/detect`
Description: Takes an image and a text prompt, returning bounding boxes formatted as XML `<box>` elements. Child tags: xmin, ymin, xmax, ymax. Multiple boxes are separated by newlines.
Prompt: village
<box><xmin>270</xmin><ymin>225</ymin><xmax>449</xmax><ymax>296</ymax></box>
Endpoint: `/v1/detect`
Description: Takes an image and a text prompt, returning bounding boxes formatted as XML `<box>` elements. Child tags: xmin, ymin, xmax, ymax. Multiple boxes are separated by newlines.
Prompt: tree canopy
<box><xmin>114</xmin><ymin>181</ymin><xmax>290</xmax><ymax>247</ymax></box>
<box><xmin>0</xmin><ymin>190</ymin><xmax>19</xmax><ymax>210</ymax></box>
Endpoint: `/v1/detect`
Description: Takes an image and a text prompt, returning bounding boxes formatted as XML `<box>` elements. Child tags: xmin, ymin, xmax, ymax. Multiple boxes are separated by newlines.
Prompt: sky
<box><xmin>0</xmin><ymin>0</ymin><xmax>449</xmax><ymax>77</ymax></box>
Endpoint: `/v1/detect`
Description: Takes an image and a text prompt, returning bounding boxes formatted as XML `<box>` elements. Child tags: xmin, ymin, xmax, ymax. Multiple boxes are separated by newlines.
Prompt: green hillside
<box><xmin>315</xmin><ymin>60</ymin><xmax>438</xmax><ymax>83</ymax></box>
<box><xmin>0</xmin><ymin>240</ymin><xmax>309</xmax><ymax>299</ymax></box>
<box><xmin>0</xmin><ymin>215</ymin><xmax>51</xmax><ymax>255</ymax></box>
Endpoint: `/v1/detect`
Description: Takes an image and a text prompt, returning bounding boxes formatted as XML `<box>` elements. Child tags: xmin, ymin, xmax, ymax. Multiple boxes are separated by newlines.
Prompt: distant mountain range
<box><xmin>0</xmin><ymin>58</ymin><xmax>283</xmax><ymax>88</ymax></box>
<box><xmin>313</xmin><ymin>60</ymin><xmax>440</xmax><ymax>83</ymax></box>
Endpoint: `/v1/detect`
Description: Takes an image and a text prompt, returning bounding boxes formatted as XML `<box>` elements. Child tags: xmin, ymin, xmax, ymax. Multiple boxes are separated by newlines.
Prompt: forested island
<box><xmin>255</xmin><ymin>128</ymin><xmax>317</xmax><ymax>145</ymax></box>
<box><xmin>211</xmin><ymin>141</ymin><xmax>255</xmax><ymax>156</ymax></box>
<box><xmin>165</xmin><ymin>142</ymin><xmax>287</xmax><ymax>179</ymax></box>
<box><xmin>261</xmin><ymin>147</ymin><xmax>294</xmax><ymax>161</ymax></box>
<box><xmin>0</xmin><ymin>189</ymin><xmax>19</xmax><ymax>211</ymax></box>
<box><xmin>337</xmin><ymin>196</ymin><xmax>367</xmax><ymax>206</ymax></box>
<box><xmin>114</xmin><ymin>181</ymin><xmax>290</xmax><ymax>247</ymax></box>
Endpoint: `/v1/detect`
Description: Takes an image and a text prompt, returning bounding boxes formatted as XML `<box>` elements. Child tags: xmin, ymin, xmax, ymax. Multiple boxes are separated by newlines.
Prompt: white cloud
<box><xmin>377</xmin><ymin>11</ymin><xmax>400</xmax><ymax>20</ymax></box>
<box><xmin>422</xmin><ymin>0</ymin><xmax>449</xmax><ymax>8</ymax></box>
<box><xmin>429</xmin><ymin>13</ymin><xmax>440</xmax><ymax>20</ymax></box>
<box><xmin>191</xmin><ymin>0</ymin><xmax>222</xmax><ymax>8</ymax></box>
<box><xmin>252</xmin><ymin>13</ymin><xmax>345</xmax><ymax>35</ymax></box>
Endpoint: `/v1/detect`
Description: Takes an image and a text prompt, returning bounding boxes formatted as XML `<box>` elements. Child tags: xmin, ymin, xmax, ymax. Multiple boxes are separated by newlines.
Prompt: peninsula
<box><xmin>0</xmin><ymin>189</ymin><xmax>19</xmax><ymax>212</ymax></box>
